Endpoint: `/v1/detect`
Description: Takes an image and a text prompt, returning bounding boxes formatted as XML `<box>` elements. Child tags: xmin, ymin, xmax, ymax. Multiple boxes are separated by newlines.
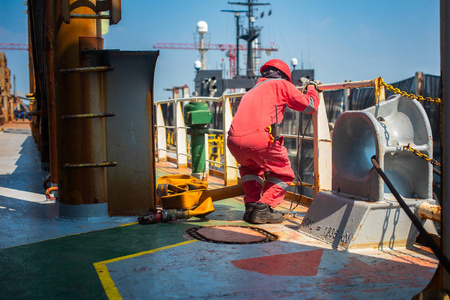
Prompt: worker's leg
<box><xmin>227</xmin><ymin>134</ymin><xmax>265</xmax><ymax>204</ymax></box>
<box><xmin>259</xmin><ymin>143</ymin><xmax>295</xmax><ymax>208</ymax></box>
<box><xmin>239</xmin><ymin>164</ymin><xmax>264</xmax><ymax>204</ymax></box>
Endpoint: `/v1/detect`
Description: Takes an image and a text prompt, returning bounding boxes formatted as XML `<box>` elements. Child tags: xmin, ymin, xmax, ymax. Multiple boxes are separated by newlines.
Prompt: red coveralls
<box><xmin>227</xmin><ymin>78</ymin><xmax>319</xmax><ymax>207</ymax></box>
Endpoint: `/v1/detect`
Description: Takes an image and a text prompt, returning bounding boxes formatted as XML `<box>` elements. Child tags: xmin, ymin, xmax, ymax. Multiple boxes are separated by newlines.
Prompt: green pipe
<box><xmin>191</xmin><ymin>131</ymin><xmax>206</xmax><ymax>173</ymax></box>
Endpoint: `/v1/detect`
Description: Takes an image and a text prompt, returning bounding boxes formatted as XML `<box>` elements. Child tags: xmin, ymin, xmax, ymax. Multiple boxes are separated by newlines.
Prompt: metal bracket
<box><xmin>60</xmin><ymin>66</ymin><xmax>114</xmax><ymax>73</ymax></box>
<box><xmin>63</xmin><ymin>161</ymin><xmax>118</xmax><ymax>168</ymax></box>
<box><xmin>62</xmin><ymin>112</ymin><xmax>115</xmax><ymax>120</ymax></box>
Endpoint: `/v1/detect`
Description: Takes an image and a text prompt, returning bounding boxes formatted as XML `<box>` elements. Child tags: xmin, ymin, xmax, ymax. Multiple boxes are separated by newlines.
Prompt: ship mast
<box><xmin>228</xmin><ymin>0</ymin><xmax>270</xmax><ymax>77</ymax></box>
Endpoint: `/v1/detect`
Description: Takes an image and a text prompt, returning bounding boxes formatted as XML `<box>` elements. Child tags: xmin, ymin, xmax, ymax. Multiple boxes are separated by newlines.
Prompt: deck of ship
<box><xmin>0</xmin><ymin>121</ymin><xmax>438</xmax><ymax>299</ymax></box>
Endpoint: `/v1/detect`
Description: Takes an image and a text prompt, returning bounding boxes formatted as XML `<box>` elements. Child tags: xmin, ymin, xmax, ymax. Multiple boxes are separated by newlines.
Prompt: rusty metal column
<box><xmin>44</xmin><ymin>0</ymin><xmax>57</xmax><ymax>186</ymax></box>
<box><xmin>53</xmin><ymin>0</ymin><xmax>110</xmax><ymax>219</ymax></box>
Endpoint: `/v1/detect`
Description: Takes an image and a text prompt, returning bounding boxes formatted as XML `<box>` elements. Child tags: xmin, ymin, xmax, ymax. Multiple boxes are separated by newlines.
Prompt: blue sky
<box><xmin>1</xmin><ymin>0</ymin><xmax>440</xmax><ymax>100</ymax></box>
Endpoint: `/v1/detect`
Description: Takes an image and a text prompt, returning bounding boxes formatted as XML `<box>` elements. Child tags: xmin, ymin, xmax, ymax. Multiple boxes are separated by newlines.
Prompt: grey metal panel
<box><xmin>299</xmin><ymin>191</ymin><xmax>423</xmax><ymax>250</ymax></box>
<box><xmin>105</xmin><ymin>50</ymin><xmax>159</xmax><ymax>216</ymax></box>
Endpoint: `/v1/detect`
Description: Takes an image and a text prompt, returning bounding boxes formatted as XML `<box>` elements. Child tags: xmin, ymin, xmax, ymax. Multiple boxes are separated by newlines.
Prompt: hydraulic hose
<box><xmin>371</xmin><ymin>155</ymin><xmax>450</xmax><ymax>274</ymax></box>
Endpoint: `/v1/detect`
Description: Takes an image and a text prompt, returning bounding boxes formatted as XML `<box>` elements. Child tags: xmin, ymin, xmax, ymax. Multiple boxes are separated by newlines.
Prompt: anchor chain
<box><xmin>404</xmin><ymin>143</ymin><xmax>441</xmax><ymax>167</ymax></box>
<box><xmin>379</xmin><ymin>77</ymin><xmax>441</xmax><ymax>103</ymax></box>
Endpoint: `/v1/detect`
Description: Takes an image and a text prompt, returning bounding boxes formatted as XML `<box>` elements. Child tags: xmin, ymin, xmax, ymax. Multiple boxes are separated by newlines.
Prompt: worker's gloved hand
<box><xmin>306</xmin><ymin>80</ymin><xmax>322</xmax><ymax>91</ymax></box>
<box><xmin>299</xmin><ymin>77</ymin><xmax>310</xmax><ymax>87</ymax></box>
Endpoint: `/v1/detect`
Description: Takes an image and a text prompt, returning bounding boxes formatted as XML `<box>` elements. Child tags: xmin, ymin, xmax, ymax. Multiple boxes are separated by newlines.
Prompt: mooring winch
<box><xmin>299</xmin><ymin>94</ymin><xmax>437</xmax><ymax>250</ymax></box>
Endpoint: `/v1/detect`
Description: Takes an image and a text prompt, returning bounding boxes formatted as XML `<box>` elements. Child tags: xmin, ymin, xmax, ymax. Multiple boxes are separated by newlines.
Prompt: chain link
<box><xmin>403</xmin><ymin>143</ymin><xmax>441</xmax><ymax>167</ymax></box>
<box><xmin>379</xmin><ymin>78</ymin><xmax>441</xmax><ymax>104</ymax></box>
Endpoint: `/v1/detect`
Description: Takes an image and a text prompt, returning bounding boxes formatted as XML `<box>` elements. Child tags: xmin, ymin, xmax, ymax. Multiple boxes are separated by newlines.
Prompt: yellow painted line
<box><xmin>120</xmin><ymin>222</ymin><xmax>138</xmax><ymax>227</ymax></box>
<box><xmin>94</xmin><ymin>262</ymin><xmax>122</xmax><ymax>300</ymax></box>
<box><xmin>93</xmin><ymin>239</ymin><xmax>198</xmax><ymax>299</ymax></box>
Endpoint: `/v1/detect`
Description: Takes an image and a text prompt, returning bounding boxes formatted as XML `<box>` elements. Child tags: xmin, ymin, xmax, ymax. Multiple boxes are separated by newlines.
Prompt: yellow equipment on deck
<box><xmin>156</xmin><ymin>175</ymin><xmax>244</xmax><ymax>217</ymax></box>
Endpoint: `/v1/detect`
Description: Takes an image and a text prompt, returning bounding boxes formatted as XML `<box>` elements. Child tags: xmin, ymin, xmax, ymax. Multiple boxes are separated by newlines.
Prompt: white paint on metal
<box><xmin>302</xmin><ymin>95</ymin><xmax>435</xmax><ymax>250</ymax></box>
<box><xmin>156</xmin><ymin>104</ymin><xmax>167</xmax><ymax>161</ymax></box>
<box><xmin>223</xmin><ymin>95</ymin><xmax>238</xmax><ymax>185</ymax></box>
<box><xmin>175</xmin><ymin>100</ymin><xmax>187</xmax><ymax>167</ymax></box>
<box><xmin>313</xmin><ymin>92</ymin><xmax>332</xmax><ymax>194</ymax></box>
<box><xmin>299</xmin><ymin>190</ymin><xmax>426</xmax><ymax>250</ymax></box>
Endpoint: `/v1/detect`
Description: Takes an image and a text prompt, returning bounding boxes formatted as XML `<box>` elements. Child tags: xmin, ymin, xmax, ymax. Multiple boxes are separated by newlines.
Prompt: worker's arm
<box><xmin>284</xmin><ymin>82</ymin><xmax>319</xmax><ymax>114</ymax></box>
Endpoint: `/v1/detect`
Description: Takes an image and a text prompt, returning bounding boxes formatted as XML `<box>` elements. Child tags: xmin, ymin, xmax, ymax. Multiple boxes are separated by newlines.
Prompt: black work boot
<box><xmin>249</xmin><ymin>202</ymin><xmax>284</xmax><ymax>224</ymax></box>
<box><xmin>243</xmin><ymin>202</ymin><xmax>258</xmax><ymax>222</ymax></box>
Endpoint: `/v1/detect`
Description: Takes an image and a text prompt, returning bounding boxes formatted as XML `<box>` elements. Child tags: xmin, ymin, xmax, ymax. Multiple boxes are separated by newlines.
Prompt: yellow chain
<box><xmin>403</xmin><ymin>143</ymin><xmax>441</xmax><ymax>167</ymax></box>
<box><xmin>379</xmin><ymin>77</ymin><xmax>441</xmax><ymax>104</ymax></box>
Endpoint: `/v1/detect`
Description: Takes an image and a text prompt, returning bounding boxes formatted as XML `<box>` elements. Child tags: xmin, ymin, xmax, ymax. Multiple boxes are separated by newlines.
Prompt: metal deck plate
<box><xmin>187</xmin><ymin>225</ymin><xmax>278</xmax><ymax>244</ymax></box>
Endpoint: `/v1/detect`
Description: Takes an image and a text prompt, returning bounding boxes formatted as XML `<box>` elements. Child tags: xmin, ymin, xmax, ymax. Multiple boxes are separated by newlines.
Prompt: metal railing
<box><xmin>154</xmin><ymin>78</ymin><xmax>387</xmax><ymax>194</ymax></box>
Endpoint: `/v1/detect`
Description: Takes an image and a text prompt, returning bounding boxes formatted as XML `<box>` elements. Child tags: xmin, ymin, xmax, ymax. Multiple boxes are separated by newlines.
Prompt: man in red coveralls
<box><xmin>227</xmin><ymin>59</ymin><xmax>320</xmax><ymax>224</ymax></box>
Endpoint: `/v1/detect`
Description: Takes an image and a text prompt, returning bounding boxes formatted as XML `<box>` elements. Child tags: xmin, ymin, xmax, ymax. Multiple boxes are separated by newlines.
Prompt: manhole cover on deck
<box><xmin>186</xmin><ymin>225</ymin><xmax>278</xmax><ymax>244</ymax></box>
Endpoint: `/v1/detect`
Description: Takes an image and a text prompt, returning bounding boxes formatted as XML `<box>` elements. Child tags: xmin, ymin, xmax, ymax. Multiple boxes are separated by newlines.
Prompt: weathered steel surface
<box><xmin>332</xmin><ymin>95</ymin><xmax>433</xmax><ymax>202</ymax></box>
<box><xmin>102</xmin><ymin>50</ymin><xmax>159</xmax><ymax>216</ymax></box>
<box><xmin>300</xmin><ymin>190</ymin><xmax>423</xmax><ymax>250</ymax></box>
<box><xmin>53</xmin><ymin>0</ymin><xmax>109</xmax><ymax>217</ymax></box>
<box><xmin>418</xmin><ymin>202</ymin><xmax>442</xmax><ymax>223</ymax></box>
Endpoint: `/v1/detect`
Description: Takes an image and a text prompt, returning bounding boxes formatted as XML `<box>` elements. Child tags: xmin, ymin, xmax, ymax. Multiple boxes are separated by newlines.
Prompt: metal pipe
<box><xmin>418</xmin><ymin>202</ymin><xmax>442</xmax><ymax>223</ymax></box>
<box><xmin>69</xmin><ymin>14</ymin><xmax>110</xmax><ymax>19</ymax></box>
<box><xmin>61</xmin><ymin>112</ymin><xmax>115</xmax><ymax>120</ymax></box>
<box><xmin>199</xmin><ymin>33</ymin><xmax>206</xmax><ymax>70</ymax></box>
<box><xmin>60</xmin><ymin>66</ymin><xmax>114</xmax><ymax>73</ymax></box>
<box><xmin>298</xmin><ymin>79</ymin><xmax>378</xmax><ymax>92</ymax></box>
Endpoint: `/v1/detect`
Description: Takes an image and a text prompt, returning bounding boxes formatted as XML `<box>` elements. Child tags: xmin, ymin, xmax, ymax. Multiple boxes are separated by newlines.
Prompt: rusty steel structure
<box><xmin>53</xmin><ymin>0</ymin><xmax>111</xmax><ymax>218</ymax></box>
<box><xmin>26</xmin><ymin>0</ymin><xmax>158</xmax><ymax>218</ymax></box>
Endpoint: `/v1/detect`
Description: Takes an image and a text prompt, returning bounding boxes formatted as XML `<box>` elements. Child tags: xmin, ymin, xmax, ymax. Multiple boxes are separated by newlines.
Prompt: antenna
<box><xmin>221</xmin><ymin>9</ymin><xmax>247</xmax><ymax>76</ymax></box>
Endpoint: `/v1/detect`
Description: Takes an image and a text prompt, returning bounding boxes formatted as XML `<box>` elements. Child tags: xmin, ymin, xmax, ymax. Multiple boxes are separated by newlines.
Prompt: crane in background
<box><xmin>0</xmin><ymin>43</ymin><xmax>29</xmax><ymax>51</ymax></box>
<box><xmin>153</xmin><ymin>42</ymin><xmax>278</xmax><ymax>78</ymax></box>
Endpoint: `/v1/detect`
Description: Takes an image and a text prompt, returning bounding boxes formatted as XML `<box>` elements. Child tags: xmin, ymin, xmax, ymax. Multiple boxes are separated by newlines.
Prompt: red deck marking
<box><xmin>230</xmin><ymin>249</ymin><xmax>324</xmax><ymax>276</ymax></box>
<box><xmin>322</xmin><ymin>255</ymin><xmax>437</xmax><ymax>291</ymax></box>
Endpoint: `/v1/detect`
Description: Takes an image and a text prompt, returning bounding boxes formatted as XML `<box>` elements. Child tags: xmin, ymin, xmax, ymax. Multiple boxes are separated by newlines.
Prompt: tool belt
<box><xmin>156</xmin><ymin>175</ymin><xmax>215</xmax><ymax>217</ymax></box>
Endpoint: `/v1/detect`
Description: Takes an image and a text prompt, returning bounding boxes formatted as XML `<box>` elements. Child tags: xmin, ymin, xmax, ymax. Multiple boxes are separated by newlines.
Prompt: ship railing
<box><xmin>154</xmin><ymin>78</ymin><xmax>386</xmax><ymax>201</ymax></box>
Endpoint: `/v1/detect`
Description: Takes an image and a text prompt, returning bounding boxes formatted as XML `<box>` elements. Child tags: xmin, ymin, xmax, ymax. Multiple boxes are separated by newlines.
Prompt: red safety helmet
<box><xmin>260</xmin><ymin>59</ymin><xmax>292</xmax><ymax>83</ymax></box>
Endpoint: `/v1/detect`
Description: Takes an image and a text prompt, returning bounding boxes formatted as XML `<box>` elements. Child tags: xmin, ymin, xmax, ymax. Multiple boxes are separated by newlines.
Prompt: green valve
<box><xmin>184</xmin><ymin>101</ymin><xmax>213</xmax><ymax>175</ymax></box>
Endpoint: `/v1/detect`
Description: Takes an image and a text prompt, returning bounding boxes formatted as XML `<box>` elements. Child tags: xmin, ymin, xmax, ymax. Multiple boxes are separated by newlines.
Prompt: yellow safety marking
<box><xmin>119</xmin><ymin>222</ymin><xmax>138</xmax><ymax>227</ymax></box>
<box><xmin>93</xmin><ymin>240</ymin><xmax>198</xmax><ymax>299</ymax></box>
<box><xmin>94</xmin><ymin>263</ymin><xmax>121</xmax><ymax>300</ymax></box>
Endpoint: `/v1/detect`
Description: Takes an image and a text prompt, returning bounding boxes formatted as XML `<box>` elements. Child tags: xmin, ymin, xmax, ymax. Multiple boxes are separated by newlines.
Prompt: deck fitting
<box><xmin>186</xmin><ymin>225</ymin><xmax>278</xmax><ymax>244</ymax></box>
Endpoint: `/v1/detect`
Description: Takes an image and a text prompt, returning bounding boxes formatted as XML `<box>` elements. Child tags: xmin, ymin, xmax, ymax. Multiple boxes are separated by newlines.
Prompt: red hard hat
<box><xmin>260</xmin><ymin>59</ymin><xmax>292</xmax><ymax>83</ymax></box>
